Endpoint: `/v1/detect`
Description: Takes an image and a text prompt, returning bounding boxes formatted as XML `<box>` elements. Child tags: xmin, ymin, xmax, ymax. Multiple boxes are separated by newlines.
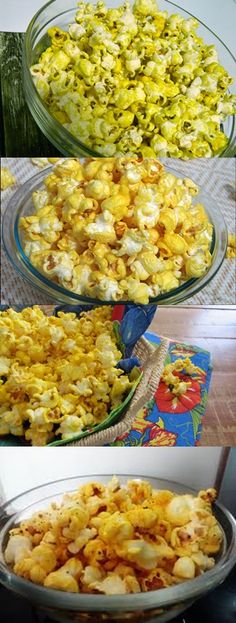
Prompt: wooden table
<box><xmin>149</xmin><ymin>306</ymin><xmax>236</xmax><ymax>447</ymax></box>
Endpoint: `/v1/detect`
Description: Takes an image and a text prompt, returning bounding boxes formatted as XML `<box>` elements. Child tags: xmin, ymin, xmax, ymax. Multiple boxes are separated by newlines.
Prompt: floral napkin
<box><xmin>110</xmin><ymin>332</ymin><xmax>212</xmax><ymax>447</ymax></box>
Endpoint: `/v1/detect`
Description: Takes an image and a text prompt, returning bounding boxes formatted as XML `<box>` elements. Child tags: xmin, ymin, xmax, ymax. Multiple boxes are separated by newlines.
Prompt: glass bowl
<box><xmin>22</xmin><ymin>0</ymin><xmax>236</xmax><ymax>158</ymax></box>
<box><xmin>2</xmin><ymin>162</ymin><xmax>228</xmax><ymax>306</ymax></box>
<box><xmin>0</xmin><ymin>475</ymin><xmax>236</xmax><ymax>623</ymax></box>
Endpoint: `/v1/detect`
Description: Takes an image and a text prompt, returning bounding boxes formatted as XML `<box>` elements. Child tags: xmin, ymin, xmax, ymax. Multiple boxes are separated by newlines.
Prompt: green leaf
<box><xmin>191</xmin><ymin>410</ymin><xmax>202</xmax><ymax>439</ymax></box>
<box><xmin>200</xmin><ymin>388</ymin><xmax>208</xmax><ymax>409</ymax></box>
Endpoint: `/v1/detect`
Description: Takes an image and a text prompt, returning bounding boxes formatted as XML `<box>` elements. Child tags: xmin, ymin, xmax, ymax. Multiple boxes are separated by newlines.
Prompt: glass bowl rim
<box><xmin>0</xmin><ymin>474</ymin><xmax>236</xmax><ymax>612</ymax></box>
<box><xmin>2</xmin><ymin>162</ymin><xmax>228</xmax><ymax>306</ymax></box>
<box><xmin>23</xmin><ymin>0</ymin><xmax>236</xmax><ymax>159</ymax></box>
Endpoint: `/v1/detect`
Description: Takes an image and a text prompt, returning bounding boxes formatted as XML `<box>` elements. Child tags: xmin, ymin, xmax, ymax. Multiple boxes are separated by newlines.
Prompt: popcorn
<box><xmin>30</xmin><ymin>1</ymin><xmax>236</xmax><ymax>158</ymax></box>
<box><xmin>44</xmin><ymin>558</ymin><xmax>82</xmax><ymax>592</ymax></box>
<box><xmin>173</xmin><ymin>556</ymin><xmax>195</xmax><ymax>579</ymax></box>
<box><xmin>5</xmin><ymin>478</ymin><xmax>223</xmax><ymax>594</ymax></box>
<box><xmin>30</xmin><ymin>158</ymin><xmax>61</xmax><ymax>168</ymax></box>
<box><xmin>4</xmin><ymin>535</ymin><xmax>32</xmax><ymax>565</ymax></box>
<box><xmin>1</xmin><ymin>167</ymin><xmax>16</xmax><ymax>190</ymax></box>
<box><xmin>0</xmin><ymin>306</ymin><xmax>133</xmax><ymax>445</ymax></box>
<box><xmin>20</xmin><ymin>158</ymin><xmax>213</xmax><ymax>304</ymax></box>
<box><xmin>0</xmin><ymin>357</ymin><xmax>11</xmax><ymax>375</ymax></box>
<box><xmin>226</xmin><ymin>234</ymin><xmax>236</xmax><ymax>258</ymax></box>
<box><xmin>90</xmin><ymin>573</ymin><xmax>127</xmax><ymax>595</ymax></box>
<box><xmin>14</xmin><ymin>543</ymin><xmax>57</xmax><ymax>585</ymax></box>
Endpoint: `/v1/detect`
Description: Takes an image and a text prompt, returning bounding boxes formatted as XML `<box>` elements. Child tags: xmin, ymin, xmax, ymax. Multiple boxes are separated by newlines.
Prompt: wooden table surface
<box><xmin>149</xmin><ymin>306</ymin><xmax>236</xmax><ymax>447</ymax></box>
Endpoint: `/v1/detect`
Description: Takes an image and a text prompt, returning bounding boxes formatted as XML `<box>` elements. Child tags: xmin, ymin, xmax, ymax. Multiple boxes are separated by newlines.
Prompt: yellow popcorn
<box><xmin>30</xmin><ymin>1</ymin><xmax>236</xmax><ymax>158</ymax></box>
<box><xmin>185</xmin><ymin>253</ymin><xmax>212</xmax><ymax>279</ymax></box>
<box><xmin>68</xmin><ymin>528</ymin><xmax>97</xmax><ymax>554</ymax></box>
<box><xmin>5</xmin><ymin>478</ymin><xmax>223</xmax><ymax>594</ymax></box>
<box><xmin>14</xmin><ymin>543</ymin><xmax>57</xmax><ymax>585</ymax></box>
<box><xmin>1</xmin><ymin>167</ymin><xmax>16</xmax><ymax>190</ymax></box>
<box><xmin>4</xmin><ymin>535</ymin><xmax>32</xmax><ymax>565</ymax></box>
<box><xmin>44</xmin><ymin>558</ymin><xmax>82</xmax><ymax>592</ymax></box>
<box><xmin>85</xmin><ymin>212</ymin><xmax>116</xmax><ymax>244</ymax></box>
<box><xmin>57</xmin><ymin>416</ymin><xmax>84</xmax><ymax>440</ymax></box>
<box><xmin>173</xmin><ymin>556</ymin><xmax>195</xmax><ymax>579</ymax></box>
<box><xmin>19</xmin><ymin>157</ymin><xmax>213</xmax><ymax>304</ymax></box>
<box><xmin>81</xmin><ymin>565</ymin><xmax>103</xmax><ymax>587</ymax></box>
<box><xmin>160</xmin><ymin>357</ymin><xmax>204</xmax><ymax>399</ymax></box>
<box><xmin>99</xmin><ymin>514</ymin><xmax>134</xmax><ymax>544</ymax></box>
<box><xmin>0</xmin><ymin>306</ymin><xmax>134</xmax><ymax>446</ymax></box>
<box><xmin>90</xmin><ymin>573</ymin><xmax>136</xmax><ymax>595</ymax></box>
<box><xmin>226</xmin><ymin>233</ymin><xmax>236</xmax><ymax>258</ymax></box>
<box><xmin>30</xmin><ymin>160</ymin><xmax>60</xmax><ymax>169</ymax></box>
<box><xmin>0</xmin><ymin>406</ymin><xmax>24</xmax><ymax>437</ymax></box>
<box><xmin>0</xmin><ymin>357</ymin><xmax>11</xmax><ymax>375</ymax></box>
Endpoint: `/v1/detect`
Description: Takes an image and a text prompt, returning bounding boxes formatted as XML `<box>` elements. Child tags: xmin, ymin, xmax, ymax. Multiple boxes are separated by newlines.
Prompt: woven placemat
<box><xmin>1</xmin><ymin>157</ymin><xmax>235</xmax><ymax>306</ymax></box>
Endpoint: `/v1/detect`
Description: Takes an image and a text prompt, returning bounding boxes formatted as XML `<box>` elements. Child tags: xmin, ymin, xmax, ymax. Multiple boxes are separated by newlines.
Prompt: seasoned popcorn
<box><xmin>1</xmin><ymin>167</ymin><xmax>16</xmax><ymax>190</ymax></box>
<box><xmin>31</xmin><ymin>158</ymin><xmax>62</xmax><ymax>168</ymax></box>
<box><xmin>5</xmin><ymin>477</ymin><xmax>223</xmax><ymax>594</ymax></box>
<box><xmin>20</xmin><ymin>158</ymin><xmax>213</xmax><ymax>304</ymax></box>
<box><xmin>161</xmin><ymin>357</ymin><xmax>204</xmax><ymax>397</ymax></box>
<box><xmin>226</xmin><ymin>234</ymin><xmax>236</xmax><ymax>259</ymax></box>
<box><xmin>0</xmin><ymin>306</ymin><xmax>134</xmax><ymax>446</ymax></box>
<box><xmin>30</xmin><ymin>0</ymin><xmax>236</xmax><ymax>158</ymax></box>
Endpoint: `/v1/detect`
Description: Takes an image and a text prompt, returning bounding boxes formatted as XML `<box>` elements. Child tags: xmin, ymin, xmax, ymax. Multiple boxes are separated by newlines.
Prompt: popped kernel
<box><xmin>31</xmin><ymin>158</ymin><xmax>62</xmax><ymax>168</ymax></box>
<box><xmin>226</xmin><ymin>234</ymin><xmax>236</xmax><ymax>258</ymax></box>
<box><xmin>161</xmin><ymin>358</ymin><xmax>204</xmax><ymax>397</ymax></box>
<box><xmin>1</xmin><ymin>167</ymin><xmax>16</xmax><ymax>190</ymax></box>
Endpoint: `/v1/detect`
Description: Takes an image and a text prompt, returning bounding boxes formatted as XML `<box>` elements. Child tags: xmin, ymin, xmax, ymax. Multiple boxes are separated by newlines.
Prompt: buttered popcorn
<box><xmin>20</xmin><ymin>158</ymin><xmax>213</xmax><ymax>304</ymax></box>
<box><xmin>5</xmin><ymin>477</ymin><xmax>223</xmax><ymax>594</ymax></box>
<box><xmin>0</xmin><ymin>306</ymin><xmax>134</xmax><ymax>446</ymax></box>
<box><xmin>1</xmin><ymin>167</ymin><xmax>16</xmax><ymax>190</ymax></box>
<box><xmin>30</xmin><ymin>0</ymin><xmax>236</xmax><ymax>158</ymax></box>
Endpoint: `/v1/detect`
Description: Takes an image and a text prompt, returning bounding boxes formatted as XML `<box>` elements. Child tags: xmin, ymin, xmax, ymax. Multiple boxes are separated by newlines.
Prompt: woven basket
<box><xmin>69</xmin><ymin>336</ymin><xmax>170</xmax><ymax>447</ymax></box>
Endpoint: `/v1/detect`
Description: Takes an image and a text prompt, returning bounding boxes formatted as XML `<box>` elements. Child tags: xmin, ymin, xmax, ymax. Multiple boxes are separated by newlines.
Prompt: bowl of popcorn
<box><xmin>0</xmin><ymin>476</ymin><xmax>235</xmax><ymax>622</ymax></box>
<box><xmin>23</xmin><ymin>0</ymin><xmax>236</xmax><ymax>158</ymax></box>
<box><xmin>2</xmin><ymin>158</ymin><xmax>228</xmax><ymax>305</ymax></box>
<box><xmin>0</xmin><ymin>304</ymin><xmax>168</xmax><ymax>447</ymax></box>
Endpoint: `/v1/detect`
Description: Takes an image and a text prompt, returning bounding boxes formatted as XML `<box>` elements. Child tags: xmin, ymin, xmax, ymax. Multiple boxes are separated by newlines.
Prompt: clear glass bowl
<box><xmin>2</xmin><ymin>163</ymin><xmax>228</xmax><ymax>306</ymax></box>
<box><xmin>22</xmin><ymin>0</ymin><xmax>236</xmax><ymax>158</ymax></box>
<box><xmin>0</xmin><ymin>475</ymin><xmax>235</xmax><ymax>623</ymax></box>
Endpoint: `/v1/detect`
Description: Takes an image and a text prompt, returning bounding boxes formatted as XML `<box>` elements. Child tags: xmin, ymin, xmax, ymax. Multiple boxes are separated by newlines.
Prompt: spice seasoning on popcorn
<box><xmin>0</xmin><ymin>306</ymin><xmax>135</xmax><ymax>446</ymax></box>
<box><xmin>30</xmin><ymin>0</ymin><xmax>236</xmax><ymax>158</ymax></box>
<box><xmin>19</xmin><ymin>158</ymin><xmax>213</xmax><ymax>304</ymax></box>
<box><xmin>4</xmin><ymin>477</ymin><xmax>223</xmax><ymax>594</ymax></box>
